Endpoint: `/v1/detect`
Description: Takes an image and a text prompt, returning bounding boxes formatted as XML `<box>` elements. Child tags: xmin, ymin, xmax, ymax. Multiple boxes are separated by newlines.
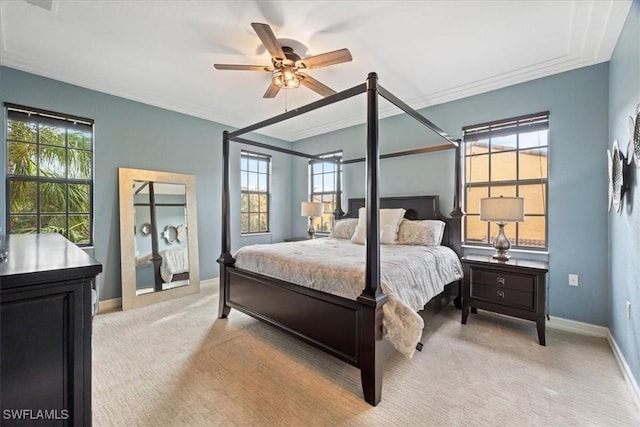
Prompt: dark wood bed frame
<box><xmin>218</xmin><ymin>73</ymin><xmax>464</xmax><ymax>406</ymax></box>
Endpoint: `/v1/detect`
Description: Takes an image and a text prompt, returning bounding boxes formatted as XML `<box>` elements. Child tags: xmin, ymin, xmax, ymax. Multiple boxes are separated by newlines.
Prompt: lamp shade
<box><xmin>480</xmin><ymin>197</ymin><xmax>524</xmax><ymax>222</ymax></box>
<box><xmin>301</xmin><ymin>201</ymin><xmax>323</xmax><ymax>217</ymax></box>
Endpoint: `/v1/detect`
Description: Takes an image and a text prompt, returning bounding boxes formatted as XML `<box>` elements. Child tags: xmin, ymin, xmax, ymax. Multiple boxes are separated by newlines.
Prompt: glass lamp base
<box><xmin>492</xmin><ymin>222</ymin><xmax>511</xmax><ymax>261</ymax></box>
<box><xmin>307</xmin><ymin>217</ymin><xmax>316</xmax><ymax>239</ymax></box>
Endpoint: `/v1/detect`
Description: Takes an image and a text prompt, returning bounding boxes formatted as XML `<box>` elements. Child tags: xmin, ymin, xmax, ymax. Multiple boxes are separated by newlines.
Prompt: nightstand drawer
<box><xmin>470</xmin><ymin>269</ymin><xmax>534</xmax><ymax>292</ymax></box>
<box><xmin>470</xmin><ymin>283</ymin><xmax>534</xmax><ymax>310</ymax></box>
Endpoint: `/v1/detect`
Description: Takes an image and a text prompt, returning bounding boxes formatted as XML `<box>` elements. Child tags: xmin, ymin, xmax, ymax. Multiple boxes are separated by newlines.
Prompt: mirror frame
<box><xmin>118</xmin><ymin>167</ymin><xmax>200</xmax><ymax>310</ymax></box>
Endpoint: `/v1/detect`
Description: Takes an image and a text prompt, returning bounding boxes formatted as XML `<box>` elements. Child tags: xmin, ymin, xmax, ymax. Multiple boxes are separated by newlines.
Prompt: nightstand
<box><xmin>461</xmin><ymin>255</ymin><xmax>549</xmax><ymax>345</ymax></box>
<box><xmin>284</xmin><ymin>236</ymin><xmax>309</xmax><ymax>242</ymax></box>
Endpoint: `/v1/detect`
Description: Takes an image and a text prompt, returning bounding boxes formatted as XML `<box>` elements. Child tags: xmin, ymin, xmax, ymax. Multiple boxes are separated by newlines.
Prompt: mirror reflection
<box><xmin>134</xmin><ymin>181</ymin><xmax>189</xmax><ymax>295</ymax></box>
<box><xmin>119</xmin><ymin>168</ymin><xmax>199</xmax><ymax>311</ymax></box>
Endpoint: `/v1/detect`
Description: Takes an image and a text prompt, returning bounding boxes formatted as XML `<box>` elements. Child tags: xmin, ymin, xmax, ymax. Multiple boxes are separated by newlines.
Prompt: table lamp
<box><xmin>301</xmin><ymin>201</ymin><xmax>324</xmax><ymax>239</ymax></box>
<box><xmin>480</xmin><ymin>196</ymin><xmax>524</xmax><ymax>260</ymax></box>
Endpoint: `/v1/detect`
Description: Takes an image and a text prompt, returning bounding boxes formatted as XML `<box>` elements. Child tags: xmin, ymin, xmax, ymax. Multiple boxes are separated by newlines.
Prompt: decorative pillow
<box><xmin>350</xmin><ymin>224</ymin><xmax>367</xmax><ymax>245</ymax></box>
<box><xmin>397</xmin><ymin>219</ymin><xmax>446</xmax><ymax>246</ymax></box>
<box><xmin>350</xmin><ymin>207</ymin><xmax>406</xmax><ymax>245</ymax></box>
<box><xmin>329</xmin><ymin>218</ymin><xmax>358</xmax><ymax>240</ymax></box>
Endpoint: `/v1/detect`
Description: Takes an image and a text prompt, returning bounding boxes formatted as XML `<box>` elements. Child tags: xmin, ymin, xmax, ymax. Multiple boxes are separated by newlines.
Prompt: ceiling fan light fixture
<box><xmin>214</xmin><ymin>23</ymin><xmax>350</xmax><ymax>98</ymax></box>
<box><xmin>272</xmin><ymin>67</ymin><xmax>301</xmax><ymax>89</ymax></box>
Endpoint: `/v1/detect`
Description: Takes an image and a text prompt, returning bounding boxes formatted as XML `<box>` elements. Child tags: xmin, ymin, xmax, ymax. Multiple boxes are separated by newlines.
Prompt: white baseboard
<box><xmin>546</xmin><ymin>316</ymin><xmax>609</xmax><ymax>337</ymax></box>
<box><xmin>97</xmin><ymin>278</ymin><xmax>219</xmax><ymax>313</ymax></box>
<box><xmin>607</xmin><ymin>331</ymin><xmax>640</xmax><ymax>412</ymax></box>
<box><xmin>546</xmin><ymin>316</ymin><xmax>639</xmax><ymax>410</ymax></box>
<box><xmin>98</xmin><ymin>297</ymin><xmax>122</xmax><ymax>313</ymax></box>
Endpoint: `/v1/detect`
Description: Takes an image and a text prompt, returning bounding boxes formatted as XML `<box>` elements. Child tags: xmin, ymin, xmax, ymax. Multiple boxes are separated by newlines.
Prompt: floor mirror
<box><xmin>118</xmin><ymin>167</ymin><xmax>200</xmax><ymax>310</ymax></box>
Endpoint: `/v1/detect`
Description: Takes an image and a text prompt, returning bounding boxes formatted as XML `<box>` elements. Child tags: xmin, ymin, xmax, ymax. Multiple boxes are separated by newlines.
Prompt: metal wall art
<box><xmin>628</xmin><ymin>103</ymin><xmax>640</xmax><ymax>167</ymax></box>
<box><xmin>608</xmin><ymin>103</ymin><xmax>639</xmax><ymax>213</ymax></box>
<box><xmin>162</xmin><ymin>224</ymin><xmax>183</xmax><ymax>244</ymax></box>
<box><xmin>140</xmin><ymin>223</ymin><xmax>152</xmax><ymax>236</ymax></box>
<box><xmin>608</xmin><ymin>140</ymin><xmax>626</xmax><ymax>213</ymax></box>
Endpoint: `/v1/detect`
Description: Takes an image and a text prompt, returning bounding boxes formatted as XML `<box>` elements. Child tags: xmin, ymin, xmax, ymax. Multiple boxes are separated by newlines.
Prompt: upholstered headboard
<box><xmin>342</xmin><ymin>195</ymin><xmax>462</xmax><ymax>257</ymax></box>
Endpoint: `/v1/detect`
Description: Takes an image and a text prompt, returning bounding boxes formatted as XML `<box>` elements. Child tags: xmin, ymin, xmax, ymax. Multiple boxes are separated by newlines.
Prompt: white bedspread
<box><xmin>159</xmin><ymin>248</ymin><xmax>189</xmax><ymax>283</ymax></box>
<box><xmin>233</xmin><ymin>238</ymin><xmax>463</xmax><ymax>358</ymax></box>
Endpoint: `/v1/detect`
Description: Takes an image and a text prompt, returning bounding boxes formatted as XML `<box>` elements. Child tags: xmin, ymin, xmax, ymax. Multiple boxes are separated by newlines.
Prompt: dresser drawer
<box><xmin>470</xmin><ymin>282</ymin><xmax>534</xmax><ymax>310</ymax></box>
<box><xmin>470</xmin><ymin>269</ymin><xmax>534</xmax><ymax>293</ymax></box>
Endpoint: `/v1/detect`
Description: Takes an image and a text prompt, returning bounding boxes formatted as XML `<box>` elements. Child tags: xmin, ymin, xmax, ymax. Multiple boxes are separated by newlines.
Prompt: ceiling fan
<box><xmin>214</xmin><ymin>23</ymin><xmax>352</xmax><ymax>99</ymax></box>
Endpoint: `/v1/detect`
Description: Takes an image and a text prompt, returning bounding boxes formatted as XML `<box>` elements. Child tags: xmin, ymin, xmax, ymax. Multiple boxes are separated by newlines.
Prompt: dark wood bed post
<box><xmin>449</xmin><ymin>143</ymin><xmax>464</xmax><ymax>257</ymax></box>
<box><xmin>147</xmin><ymin>182</ymin><xmax>163</xmax><ymax>292</ymax></box>
<box><xmin>217</xmin><ymin>130</ymin><xmax>233</xmax><ymax>318</ymax></box>
<box><xmin>333</xmin><ymin>157</ymin><xmax>344</xmax><ymax>219</ymax></box>
<box><xmin>357</xmin><ymin>72</ymin><xmax>388</xmax><ymax>406</ymax></box>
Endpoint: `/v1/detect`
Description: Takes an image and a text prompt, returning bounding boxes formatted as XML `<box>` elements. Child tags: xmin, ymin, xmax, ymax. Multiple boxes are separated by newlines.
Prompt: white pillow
<box><xmin>350</xmin><ymin>224</ymin><xmax>367</xmax><ymax>245</ymax></box>
<box><xmin>397</xmin><ymin>219</ymin><xmax>446</xmax><ymax>246</ymax></box>
<box><xmin>350</xmin><ymin>207</ymin><xmax>406</xmax><ymax>245</ymax></box>
<box><xmin>329</xmin><ymin>218</ymin><xmax>358</xmax><ymax>240</ymax></box>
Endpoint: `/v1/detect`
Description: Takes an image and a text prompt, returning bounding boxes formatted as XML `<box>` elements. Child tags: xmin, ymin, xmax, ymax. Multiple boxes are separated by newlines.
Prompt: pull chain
<box><xmin>284</xmin><ymin>89</ymin><xmax>288</xmax><ymax>113</ymax></box>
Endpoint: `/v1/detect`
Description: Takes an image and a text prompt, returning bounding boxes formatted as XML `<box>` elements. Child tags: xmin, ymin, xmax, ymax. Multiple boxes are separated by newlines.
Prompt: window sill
<box><xmin>462</xmin><ymin>244</ymin><xmax>549</xmax><ymax>261</ymax></box>
<box><xmin>240</xmin><ymin>233</ymin><xmax>272</xmax><ymax>238</ymax></box>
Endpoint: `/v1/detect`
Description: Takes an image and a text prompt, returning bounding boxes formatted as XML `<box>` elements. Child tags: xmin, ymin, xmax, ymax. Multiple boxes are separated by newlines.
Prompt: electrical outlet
<box><xmin>626</xmin><ymin>301</ymin><xmax>631</xmax><ymax>320</ymax></box>
<box><xmin>568</xmin><ymin>274</ymin><xmax>579</xmax><ymax>287</ymax></box>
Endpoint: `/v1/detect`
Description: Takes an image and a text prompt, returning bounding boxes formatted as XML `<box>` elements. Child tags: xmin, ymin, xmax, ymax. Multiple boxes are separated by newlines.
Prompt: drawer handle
<box><xmin>497</xmin><ymin>277</ymin><xmax>505</xmax><ymax>285</ymax></box>
<box><xmin>496</xmin><ymin>290</ymin><xmax>505</xmax><ymax>298</ymax></box>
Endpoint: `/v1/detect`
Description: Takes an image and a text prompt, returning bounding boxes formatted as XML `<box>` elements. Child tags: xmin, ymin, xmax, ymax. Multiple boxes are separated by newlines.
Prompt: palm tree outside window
<box><xmin>5</xmin><ymin>103</ymin><xmax>94</xmax><ymax>246</ymax></box>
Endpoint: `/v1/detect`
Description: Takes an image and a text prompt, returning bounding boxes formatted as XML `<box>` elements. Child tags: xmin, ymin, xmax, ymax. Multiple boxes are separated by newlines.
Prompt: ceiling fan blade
<box><xmin>297</xmin><ymin>48</ymin><xmax>352</xmax><ymax>70</ymax></box>
<box><xmin>300</xmin><ymin>74</ymin><xmax>336</xmax><ymax>97</ymax></box>
<box><xmin>263</xmin><ymin>83</ymin><xmax>281</xmax><ymax>98</ymax></box>
<box><xmin>251</xmin><ymin>23</ymin><xmax>285</xmax><ymax>60</ymax></box>
<box><xmin>213</xmin><ymin>64</ymin><xmax>270</xmax><ymax>71</ymax></box>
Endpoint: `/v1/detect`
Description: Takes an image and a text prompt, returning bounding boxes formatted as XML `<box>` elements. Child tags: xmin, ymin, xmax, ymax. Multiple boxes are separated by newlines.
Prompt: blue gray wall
<box><xmin>609</xmin><ymin>0</ymin><xmax>640</xmax><ymax>394</ymax></box>
<box><xmin>0</xmin><ymin>66</ymin><xmax>292</xmax><ymax>301</ymax></box>
<box><xmin>293</xmin><ymin>63</ymin><xmax>611</xmax><ymax>326</ymax></box>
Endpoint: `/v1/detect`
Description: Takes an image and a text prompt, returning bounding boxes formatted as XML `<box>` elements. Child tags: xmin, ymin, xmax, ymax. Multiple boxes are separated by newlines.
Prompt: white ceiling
<box><xmin>0</xmin><ymin>0</ymin><xmax>632</xmax><ymax>142</ymax></box>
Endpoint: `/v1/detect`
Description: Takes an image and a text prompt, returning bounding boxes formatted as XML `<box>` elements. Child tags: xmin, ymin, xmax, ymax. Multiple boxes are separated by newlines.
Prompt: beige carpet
<box><xmin>93</xmin><ymin>281</ymin><xmax>639</xmax><ymax>426</ymax></box>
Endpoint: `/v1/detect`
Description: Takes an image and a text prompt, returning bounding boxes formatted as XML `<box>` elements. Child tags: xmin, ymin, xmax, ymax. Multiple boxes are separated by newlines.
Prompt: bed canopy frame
<box><xmin>218</xmin><ymin>72</ymin><xmax>463</xmax><ymax>406</ymax></box>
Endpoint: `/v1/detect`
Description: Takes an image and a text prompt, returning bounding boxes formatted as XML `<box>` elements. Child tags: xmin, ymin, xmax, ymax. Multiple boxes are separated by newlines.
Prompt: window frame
<box><xmin>309</xmin><ymin>151</ymin><xmax>342</xmax><ymax>235</ymax></box>
<box><xmin>462</xmin><ymin>112</ymin><xmax>549</xmax><ymax>251</ymax></box>
<box><xmin>240</xmin><ymin>150</ymin><xmax>271</xmax><ymax>234</ymax></box>
<box><xmin>5</xmin><ymin>103</ymin><xmax>95</xmax><ymax>246</ymax></box>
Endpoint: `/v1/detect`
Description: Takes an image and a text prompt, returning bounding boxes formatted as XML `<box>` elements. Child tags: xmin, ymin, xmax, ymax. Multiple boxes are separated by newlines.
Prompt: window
<box><xmin>6</xmin><ymin>103</ymin><xmax>94</xmax><ymax>246</ymax></box>
<box><xmin>240</xmin><ymin>151</ymin><xmax>270</xmax><ymax>233</ymax></box>
<box><xmin>463</xmin><ymin>112</ymin><xmax>548</xmax><ymax>250</ymax></box>
<box><xmin>309</xmin><ymin>151</ymin><xmax>342</xmax><ymax>234</ymax></box>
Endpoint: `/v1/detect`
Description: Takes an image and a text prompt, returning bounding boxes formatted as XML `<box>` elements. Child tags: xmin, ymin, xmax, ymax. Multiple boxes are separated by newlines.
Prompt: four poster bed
<box><xmin>218</xmin><ymin>73</ymin><xmax>464</xmax><ymax>406</ymax></box>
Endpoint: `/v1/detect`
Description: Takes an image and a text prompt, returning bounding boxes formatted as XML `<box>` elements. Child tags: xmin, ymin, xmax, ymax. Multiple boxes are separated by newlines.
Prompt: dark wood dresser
<box><xmin>0</xmin><ymin>233</ymin><xmax>102</xmax><ymax>426</ymax></box>
<box><xmin>461</xmin><ymin>255</ymin><xmax>548</xmax><ymax>345</ymax></box>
